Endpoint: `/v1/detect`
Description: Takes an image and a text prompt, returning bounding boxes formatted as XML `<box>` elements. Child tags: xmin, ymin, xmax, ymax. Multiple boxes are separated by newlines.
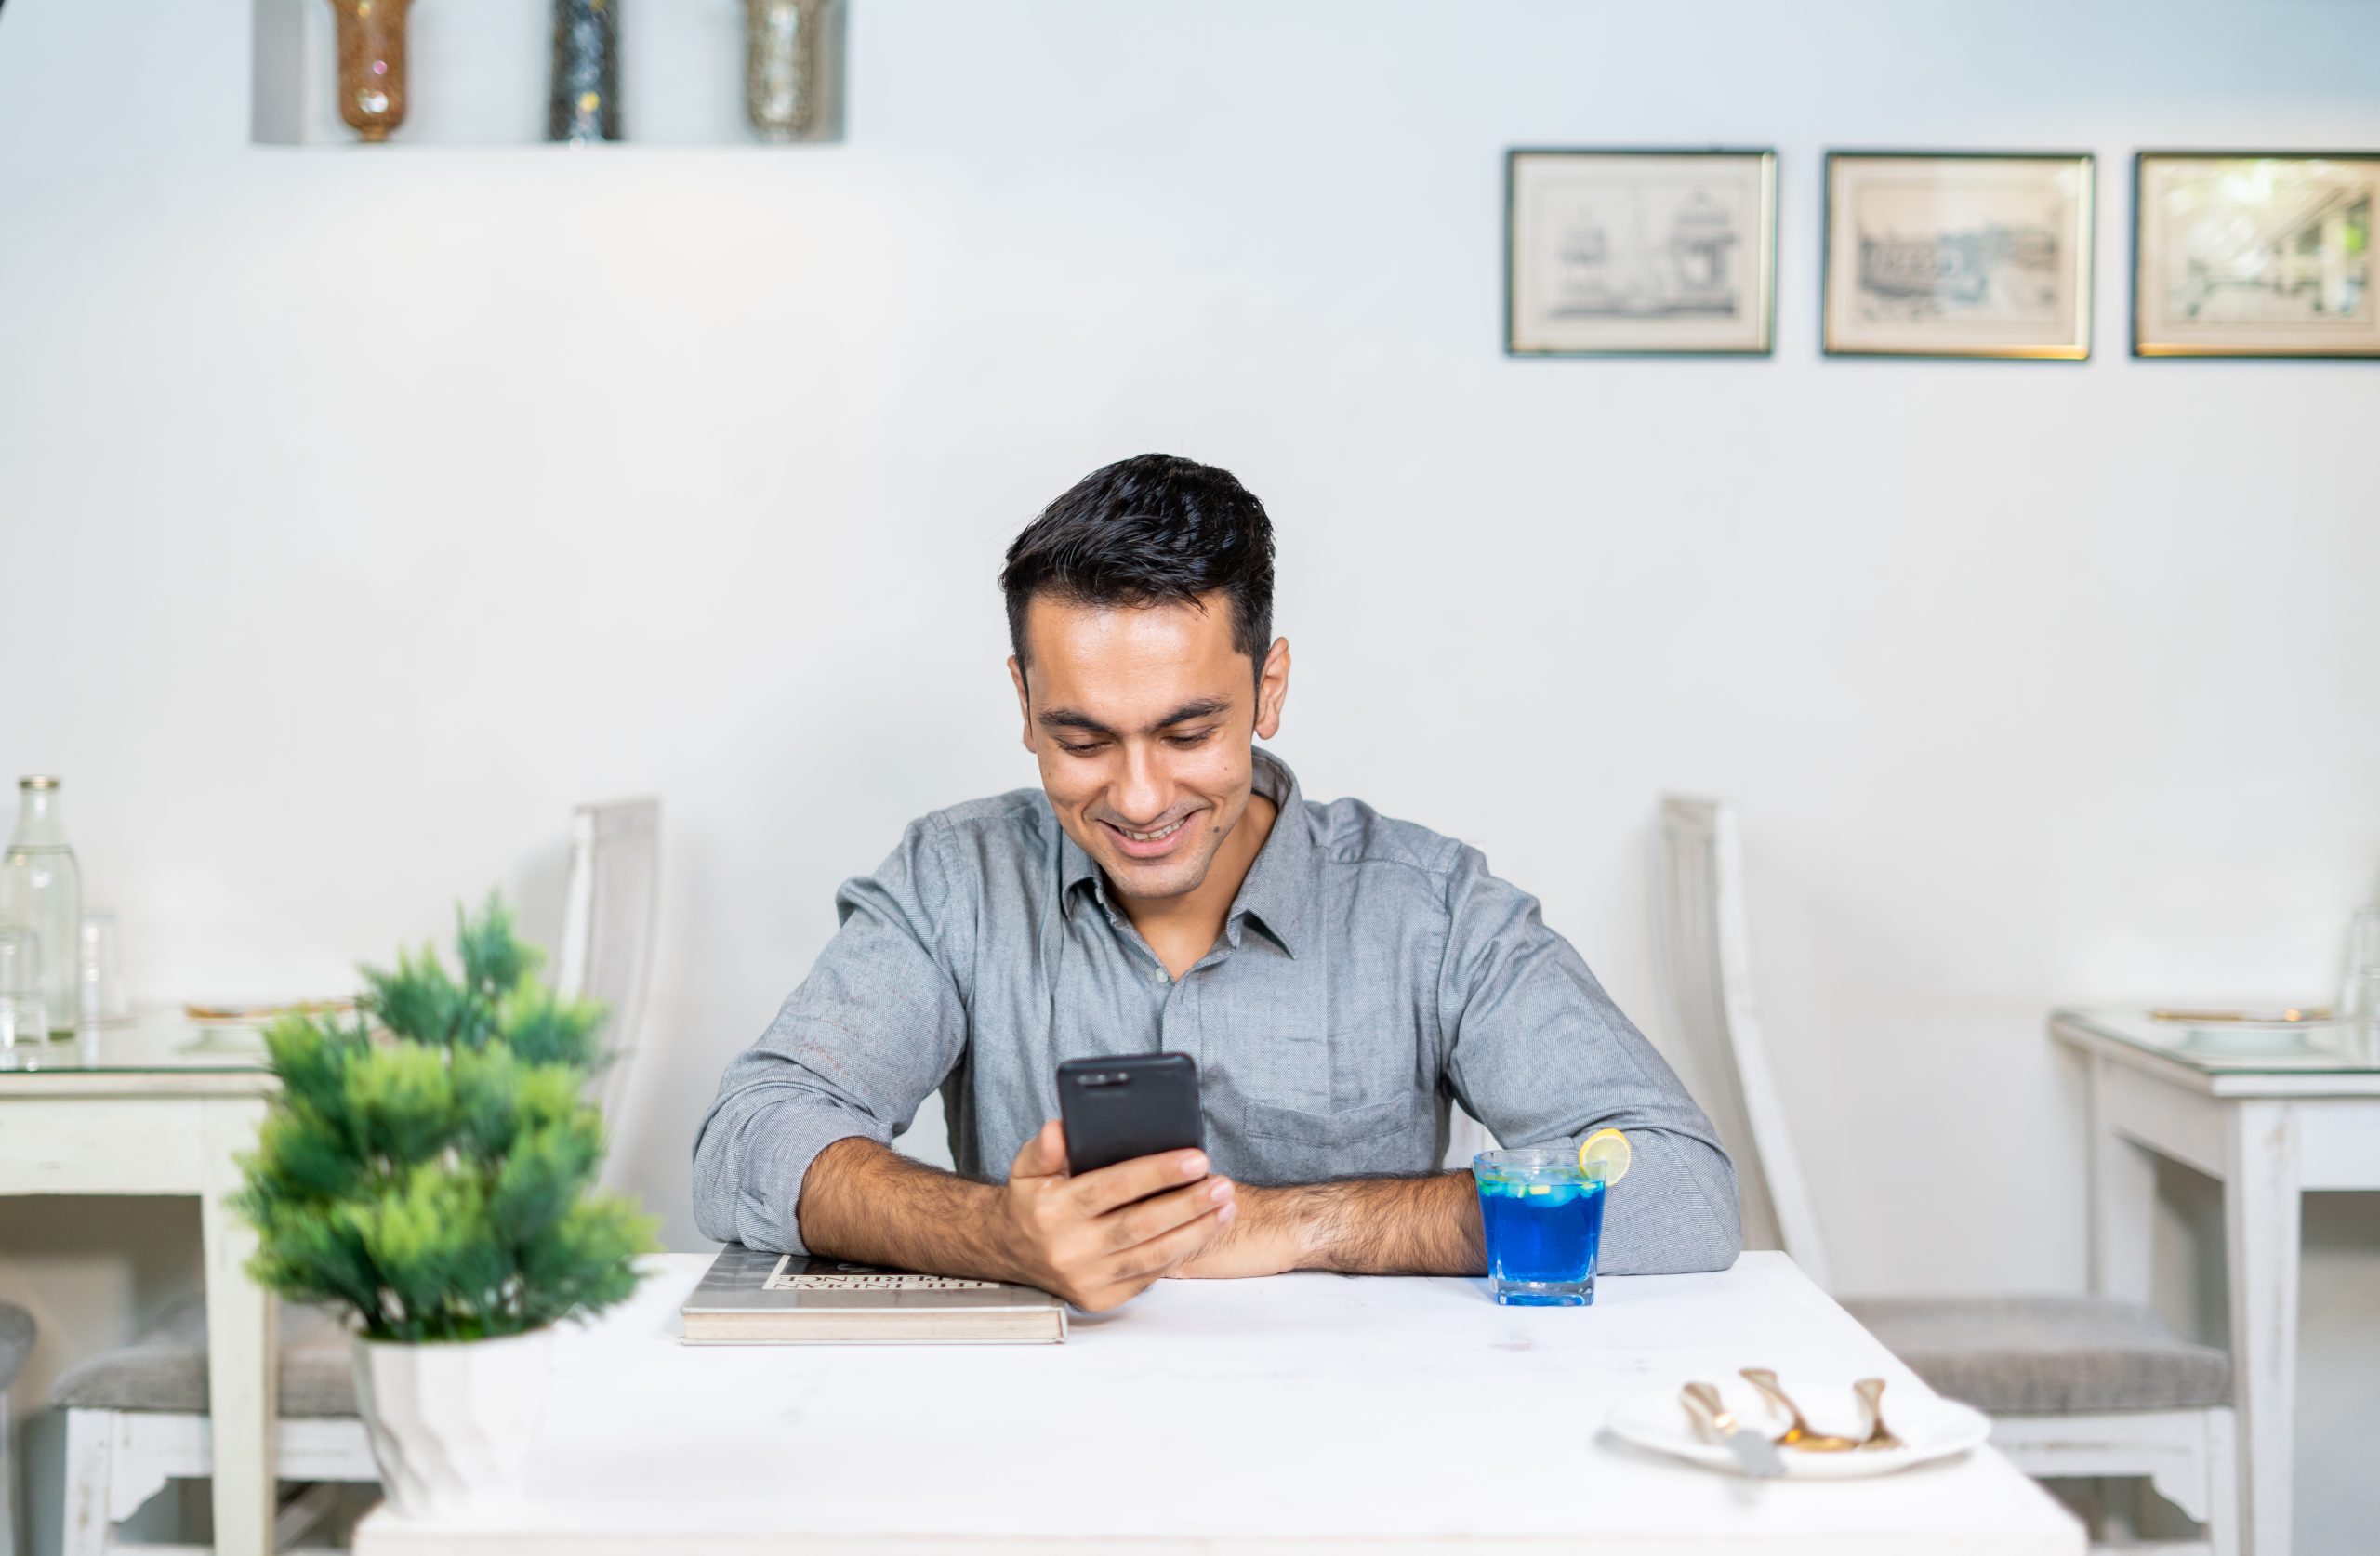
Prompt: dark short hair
<box><xmin>1000</xmin><ymin>454</ymin><xmax>1276</xmax><ymax>674</ymax></box>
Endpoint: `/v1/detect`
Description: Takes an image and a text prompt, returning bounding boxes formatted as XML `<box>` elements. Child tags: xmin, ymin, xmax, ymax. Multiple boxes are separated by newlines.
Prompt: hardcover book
<box><xmin>680</xmin><ymin>1244</ymin><xmax>1067</xmax><ymax>1344</ymax></box>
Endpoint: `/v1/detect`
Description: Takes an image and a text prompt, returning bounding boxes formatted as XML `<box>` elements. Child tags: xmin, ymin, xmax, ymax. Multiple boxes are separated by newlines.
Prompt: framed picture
<box><xmin>1505</xmin><ymin>149</ymin><xmax>1776</xmax><ymax>356</ymax></box>
<box><xmin>2134</xmin><ymin>152</ymin><xmax>2380</xmax><ymax>358</ymax></box>
<box><xmin>1823</xmin><ymin>152</ymin><xmax>2094</xmax><ymax>359</ymax></box>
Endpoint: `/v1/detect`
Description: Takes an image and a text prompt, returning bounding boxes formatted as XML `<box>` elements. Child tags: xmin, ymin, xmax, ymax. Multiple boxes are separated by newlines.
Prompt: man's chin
<box><xmin>1098</xmin><ymin>851</ymin><xmax>1210</xmax><ymax>903</ymax></box>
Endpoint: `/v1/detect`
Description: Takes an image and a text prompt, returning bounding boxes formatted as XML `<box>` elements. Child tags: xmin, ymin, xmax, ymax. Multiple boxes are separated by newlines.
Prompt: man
<box><xmin>694</xmin><ymin>454</ymin><xmax>1739</xmax><ymax>1311</ymax></box>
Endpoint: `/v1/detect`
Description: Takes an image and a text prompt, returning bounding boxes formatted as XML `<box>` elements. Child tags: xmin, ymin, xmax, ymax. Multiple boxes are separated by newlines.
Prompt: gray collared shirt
<box><xmin>694</xmin><ymin>750</ymin><xmax>1740</xmax><ymax>1274</ymax></box>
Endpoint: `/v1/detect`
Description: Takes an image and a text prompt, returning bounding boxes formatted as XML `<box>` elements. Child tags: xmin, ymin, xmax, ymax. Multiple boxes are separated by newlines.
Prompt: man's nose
<box><xmin>1113</xmin><ymin>743</ymin><xmax>1168</xmax><ymax>823</ymax></box>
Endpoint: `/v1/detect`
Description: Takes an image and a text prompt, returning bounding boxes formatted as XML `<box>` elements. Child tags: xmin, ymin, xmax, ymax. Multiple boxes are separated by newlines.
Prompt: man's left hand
<box><xmin>1167</xmin><ymin>1185</ymin><xmax>1308</xmax><ymax>1279</ymax></box>
<box><xmin>1166</xmin><ymin>1171</ymin><xmax>1486</xmax><ymax>1280</ymax></box>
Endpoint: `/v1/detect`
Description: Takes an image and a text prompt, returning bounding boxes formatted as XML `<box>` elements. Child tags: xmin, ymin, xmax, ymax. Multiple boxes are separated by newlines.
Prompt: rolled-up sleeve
<box><xmin>692</xmin><ymin>819</ymin><xmax>971</xmax><ymax>1254</ymax></box>
<box><xmin>1437</xmin><ymin>846</ymin><xmax>1741</xmax><ymax>1275</ymax></box>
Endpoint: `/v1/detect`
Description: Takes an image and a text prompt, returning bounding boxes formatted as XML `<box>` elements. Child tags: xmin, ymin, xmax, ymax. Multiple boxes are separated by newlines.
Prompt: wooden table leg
<box><xmin>2224</xmin><ymin>1100</ymin><xmax>2300</xmax><ymax>1556</ymax></box>
<box><xmin>2086</xmin><ymin>1054</ymin><xmax>2158</xmax><ymax>1304</ymax></box>
<box><xmin>202</xmin><ymin>1097</ymin><xmax>278</xmax><ymax>1556</ymax></box>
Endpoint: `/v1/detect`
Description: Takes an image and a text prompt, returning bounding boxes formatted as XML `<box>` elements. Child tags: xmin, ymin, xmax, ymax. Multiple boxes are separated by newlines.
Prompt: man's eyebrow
<box><xmin>1036</xmin><ymin>707</ymin><xmax>1116</xmax><ymax>735</ymax></box>
<box><xmin>1036</xmin><ymin>697</ymin><xmax>1234</xmax><ymax>736</ymax></box>
<box><xmin>1151</xmin><ymin>697</ymin><xmax>1232</xmax><ymax>728</ymax></box>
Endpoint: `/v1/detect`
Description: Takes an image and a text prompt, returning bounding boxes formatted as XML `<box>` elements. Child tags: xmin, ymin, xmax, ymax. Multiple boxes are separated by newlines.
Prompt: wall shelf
<box><xmin>250</xmin><ymin>0</ymin><xmax>844</xmax><ymax>149</ymax></box>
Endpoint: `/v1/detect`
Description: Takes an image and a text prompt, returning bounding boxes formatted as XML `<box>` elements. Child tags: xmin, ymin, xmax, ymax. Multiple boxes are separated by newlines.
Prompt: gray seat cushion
<box><xmin>0</xmin><ymin>1300</ymin><xmax>33</xmax><ymax>1389</ymax></box>
<box><xmin>1842</xmin><ymin>1293</ymin><xmax>2230</xmax><ymax>1415</ymax></box>
<box><xmin>48</xmin><ymin>1297</ymin><xmax>356</xmax><ymax>1418</ymax></box>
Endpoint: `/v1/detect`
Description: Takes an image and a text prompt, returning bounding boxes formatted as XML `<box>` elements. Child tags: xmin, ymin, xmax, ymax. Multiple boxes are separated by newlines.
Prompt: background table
<box><xmin>0</xmin><ymin>1012</ymin><xmax>279</xmax><ymax>1556</ymax></box>
<box><xmin>354</xmin><ymin>1250</ymin><xmax>2079</xmax><ymax>1555</ymax></box>
<box><xmin>2053</xmin><ymin>1007</ymin><xmax>2380</xmax><ymax>1556</ymax></box>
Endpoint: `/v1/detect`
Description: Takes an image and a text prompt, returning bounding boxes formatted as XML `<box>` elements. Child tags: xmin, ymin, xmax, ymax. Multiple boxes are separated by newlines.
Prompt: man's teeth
<box><xmin>1122</xmin><ymin>818</ymin><xmax>1186</xmax><ymax>843</ymax></box>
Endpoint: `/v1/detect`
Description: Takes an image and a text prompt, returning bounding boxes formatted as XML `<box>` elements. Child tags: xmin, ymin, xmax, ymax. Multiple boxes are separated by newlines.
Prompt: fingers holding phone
<box><xmin>998</xmin><ymin>1121</ymin><xmax>1236</xmax><ymax>1311</ymax></box>
<box><xmin>1099</xmin><ymin>1157</ymin><xmax>1237</xmax><ymax>1253</ymax></box>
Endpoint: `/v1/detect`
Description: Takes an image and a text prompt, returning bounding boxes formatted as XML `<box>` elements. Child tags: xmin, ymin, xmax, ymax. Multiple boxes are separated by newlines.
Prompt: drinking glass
<box><xmin>2345</xmin><ymin>907</ymin><xmax>2380</xmax><ymax>1025</ymax></box>
<box><xmin>78</xmin><ymin>908</ymin><xmax>129</xmax><ymax>1026</ymax></box>
<box><xmin>1472</xmin><ymin>1145</ymin><xmax>1609</xmax><ymax>1307</ymax></box>
<box><xmin>0</xmin><ymin>927</ymin><xmax>46</xmax><ymax>1050</ymax></box>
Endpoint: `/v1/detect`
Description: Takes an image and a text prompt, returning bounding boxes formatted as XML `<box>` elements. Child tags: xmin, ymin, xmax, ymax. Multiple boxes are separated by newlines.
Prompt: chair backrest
<box><xmin>1653</xmin><ymin>796</ymin><xmax>1831</xmax><ymax>1288</ymax></box>
<box><xmin>553</xmin><ymin>798</ymin><xmax>661</xmax><ymax>1137</ymax></box>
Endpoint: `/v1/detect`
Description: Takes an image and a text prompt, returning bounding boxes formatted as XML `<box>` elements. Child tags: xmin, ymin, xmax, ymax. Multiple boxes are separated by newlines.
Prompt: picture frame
<box><xmin>1822</xmin><ymin>152</ymin><xmax>2094</xmax><ymax>359</ymax></box>
<box><xmin>1505</xmin><ymin>148</ymin><xmax>1777</xmax><ymax>356</ymax></box>
<box><xmin>2133</xmin><ymin>152</ymin><xmax>2380</xmax><ymax>359</ymax></box>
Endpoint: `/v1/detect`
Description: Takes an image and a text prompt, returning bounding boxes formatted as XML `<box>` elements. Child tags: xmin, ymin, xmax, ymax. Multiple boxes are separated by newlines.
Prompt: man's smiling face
<box><xmin>1010</xmin><ymin>591</ymin><xmax>1288</xmax><ymax>905</ymax></box>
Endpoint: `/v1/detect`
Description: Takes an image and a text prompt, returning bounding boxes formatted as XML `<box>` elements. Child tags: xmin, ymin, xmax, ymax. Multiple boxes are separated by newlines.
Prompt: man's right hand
<box><xmin>993</xmin><ymin>1120</ymin><xmax>1236</xmax><ymax>1312</ymax></box>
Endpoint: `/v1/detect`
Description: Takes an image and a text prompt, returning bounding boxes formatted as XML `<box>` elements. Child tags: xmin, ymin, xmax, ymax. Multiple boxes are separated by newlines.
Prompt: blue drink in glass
<box><xmin>1473</xmin><ymin>1146</ymin><xmax>1607</xmax><ymax>1306</ymax></box>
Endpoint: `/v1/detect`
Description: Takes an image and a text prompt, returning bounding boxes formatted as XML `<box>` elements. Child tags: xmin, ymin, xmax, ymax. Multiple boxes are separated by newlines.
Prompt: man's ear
<box><xmin>1008</xmin><ymin>655</ymin><xmax>1037</xmax><ymax>753</ymax></box>
<box><xmin>1253</xmin><ymin>637</ymin><xmax>1290</xmax><ymax>741</ymax></box>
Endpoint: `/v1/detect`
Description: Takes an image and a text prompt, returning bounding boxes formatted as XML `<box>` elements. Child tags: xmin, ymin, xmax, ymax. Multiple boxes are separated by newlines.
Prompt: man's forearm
<box><xmin>795</xmin><ymin>1136</ymin><xmax>1020</xmax><ymax>1282</ymax></box>
<box><xmin>1184</xmin><ymin>1171</ymin><xmax>1484</xmax><ymax>1278</ymax></box>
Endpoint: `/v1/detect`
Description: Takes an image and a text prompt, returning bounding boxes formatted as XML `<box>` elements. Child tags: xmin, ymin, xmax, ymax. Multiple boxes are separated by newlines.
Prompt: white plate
<box><xmin>1605</xmin><ymin>1378</ymin><xmax>1990</xmax><ymax>1479</ymax></box>
<box><xmin>178</xmin><ymin>998</ymin><xmax>354</xmax><ymax>1054</ymax></box>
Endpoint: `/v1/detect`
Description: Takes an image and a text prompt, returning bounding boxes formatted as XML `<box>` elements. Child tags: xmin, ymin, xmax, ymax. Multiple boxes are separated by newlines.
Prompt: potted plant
<box><xmin>234</xmin><ymin>897</ymin><xmax>656</xmax><ymax>1517</ymax></box>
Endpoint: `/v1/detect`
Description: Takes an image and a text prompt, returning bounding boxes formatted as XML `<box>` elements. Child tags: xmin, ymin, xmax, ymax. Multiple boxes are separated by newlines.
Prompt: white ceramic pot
<box><xmin>351</xmin><ymin>1325</ymin><xmax>557</xmax><ymax>1519</ymax></box>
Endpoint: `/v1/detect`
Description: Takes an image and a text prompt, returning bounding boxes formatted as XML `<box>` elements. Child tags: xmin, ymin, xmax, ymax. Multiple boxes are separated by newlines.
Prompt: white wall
<box><xmin>2</xmin><ymin>0</ymin><xmax>2376</xmax><ymax>1549</ymax></box>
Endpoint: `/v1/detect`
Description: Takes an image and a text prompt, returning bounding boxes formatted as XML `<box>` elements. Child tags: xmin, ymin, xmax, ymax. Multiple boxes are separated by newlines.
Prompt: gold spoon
<box><xmin>1738</xmin><ymin>1367</ymin><xmax>1861</xmax><ymax>1452</ymax></box>
<box><xmin>1853</xmin><ymin>1377</ymin><xmax>1907</xmax><ymax>1451</ymax></box>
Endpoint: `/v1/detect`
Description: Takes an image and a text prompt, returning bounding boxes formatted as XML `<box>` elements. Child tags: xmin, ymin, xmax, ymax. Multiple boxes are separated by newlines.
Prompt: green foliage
<box><xmin>235</xmin><ymin>895</ymin><xmax>658</xmax><ymax>1342</ymax></box>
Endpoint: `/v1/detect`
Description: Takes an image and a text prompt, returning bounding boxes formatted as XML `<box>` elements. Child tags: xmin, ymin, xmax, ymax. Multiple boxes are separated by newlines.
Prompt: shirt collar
<box><xmin>1224</xmin><ymin>748</ymin><xmax>1308</xmax><ymax>956</ymax></box>
<box><xmin>1057</xmin><ymin>747</ymin><xmax>1310</xmax><ymax>958</ymax></box>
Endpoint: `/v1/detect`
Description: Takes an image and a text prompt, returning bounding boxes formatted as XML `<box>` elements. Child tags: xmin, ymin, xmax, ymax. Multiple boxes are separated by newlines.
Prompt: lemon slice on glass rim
<box><xmin>1577</xmin><ymin>1127</ymin><xmax>1632</xmax><ymax>1185</ymax></box>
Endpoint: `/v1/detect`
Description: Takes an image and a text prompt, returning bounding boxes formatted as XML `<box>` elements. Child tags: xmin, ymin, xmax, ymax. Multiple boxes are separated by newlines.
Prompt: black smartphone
<box><xmin>1055</xmin><ymin>1052</ymin><xmax>1204</xmax><ymax>1177</ymax></box>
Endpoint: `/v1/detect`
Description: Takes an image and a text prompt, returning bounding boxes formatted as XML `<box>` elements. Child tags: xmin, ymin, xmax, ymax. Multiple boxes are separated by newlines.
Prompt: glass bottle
<box><xmin>1</xmin><ymin>777</ymin><xmax>82</xmax><ymax>1036</ymax></box>
<box><xmin>549</xmin><ymin>0</ymin><xmax>623</xmax><ymax>143</ymax></box>
<box><xmin>2345</xmin><ymin>907</ymin><xmax>2380</xmax><ymax>1027</ymax></box>
<box><xmin>326</xmin><ymin>0</ymin><xmax>415</xmax><ymax>144</ymax></box>
<box><xmin>746</xmin><ymin>0</ymin><xmax>826</xmax><ymax>142</ymax></box>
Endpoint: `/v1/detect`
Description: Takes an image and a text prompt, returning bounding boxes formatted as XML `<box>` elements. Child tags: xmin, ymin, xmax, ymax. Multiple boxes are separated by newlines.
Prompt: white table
<box><xmin>0</xmin><ymin>1013</ymin><xmax>279</xmax><ymax>1556</ymax></box>
<box><xmin>2054</xmin><ymin>1007</ymin><xmax>2380</xmax><ymax>1556</ymax></box>
<box><xmin>354</xmin><ymin>1250</ymin><xmax>2079</xmax><ymax>1555</ymax></box>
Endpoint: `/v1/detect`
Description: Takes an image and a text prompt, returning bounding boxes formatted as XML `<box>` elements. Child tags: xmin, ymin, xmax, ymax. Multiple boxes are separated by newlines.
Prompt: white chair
<box><xmin>3</xmin><ymin>1300</ymin><xmax>33</xmax><ymax>1556</ymax></box>
<box><xmin>53</xmin><ymin>798</ymin><xmax>662</xmax><ymax>1554</ymax></box>
<box><xmin>1655</xmin><ymin>796</ymin><xmax>2240</xmax><ymax>1556</ymax></box>
<box><xmin>53</xmin><ymin>1299</ymin><xmax>370</xmax><ymax>1556</ymax></box>
<box><xmin>554</xmin><ymin>796</ymin><xmax>662</xmax><ymax>1152</ymax></box>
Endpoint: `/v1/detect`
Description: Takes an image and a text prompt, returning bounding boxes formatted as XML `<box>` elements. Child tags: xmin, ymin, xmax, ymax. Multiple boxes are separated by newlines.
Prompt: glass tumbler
<box><xmin>2345</xmin><ymin>907</ymin><xmax>2380</xmax><ymax>1025</ymax></box>
<box><xmin>0</xmin><ymin>927</ymin><xmax>46</xmax><ymax>1050</ymax></box>
<box><xmin>1473</xmin><ymin>1146</ymin><xmax>1609</xmax><ymax>1307</ymax></box>
<box><xmin>79</xmin><ymin>909</ymin><xmax>130</xmax><ymax>1026</ymax></box>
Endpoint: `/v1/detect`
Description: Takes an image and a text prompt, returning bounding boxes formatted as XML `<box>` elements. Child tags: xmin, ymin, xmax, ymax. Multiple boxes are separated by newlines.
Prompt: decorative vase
<box><xmin>744</xmin><ymin>0</ymin><xmax>826</xmax><ymax>142</ymax></box>
<box><xmin>326</xmin><ymin>0</ymin><xmax>413</xmax><ymax>143</ymax></box>
<box><xmin>351</xmin><ymin>1326</ymin><xmax>557</xmax><ymax>1517</ymax></box>
<box><xmin>548</xmin><ymin>0</ymin><xmax>622</xmax><ymax>143</ymax></box>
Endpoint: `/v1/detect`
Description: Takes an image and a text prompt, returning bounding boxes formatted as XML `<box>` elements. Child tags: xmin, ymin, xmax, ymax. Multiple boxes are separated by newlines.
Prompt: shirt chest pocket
<box><xmin>1228</xmin><ymin>982</ymin><xmax>1417</xmax><ymax>1120</ymax></box>
<box><xmin>1243</xmin><ymin>1095</ymin><xmax>1413</xmax><ymax>1149</ymax></box>
<box><xmin>1236</xmin><ymin>985</ymin><xmax>1435</xmax><ymax>1177</ymax></box>
<box><xmin>1207</xmin><ymin>955</ymin><xmax>1437</xmax><ymax>1179</ymax></box>
<box><xmin>1238</xmin><ymin>1094</ymin><xmax>1432</xmax><ymax>1180</ymax></box>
